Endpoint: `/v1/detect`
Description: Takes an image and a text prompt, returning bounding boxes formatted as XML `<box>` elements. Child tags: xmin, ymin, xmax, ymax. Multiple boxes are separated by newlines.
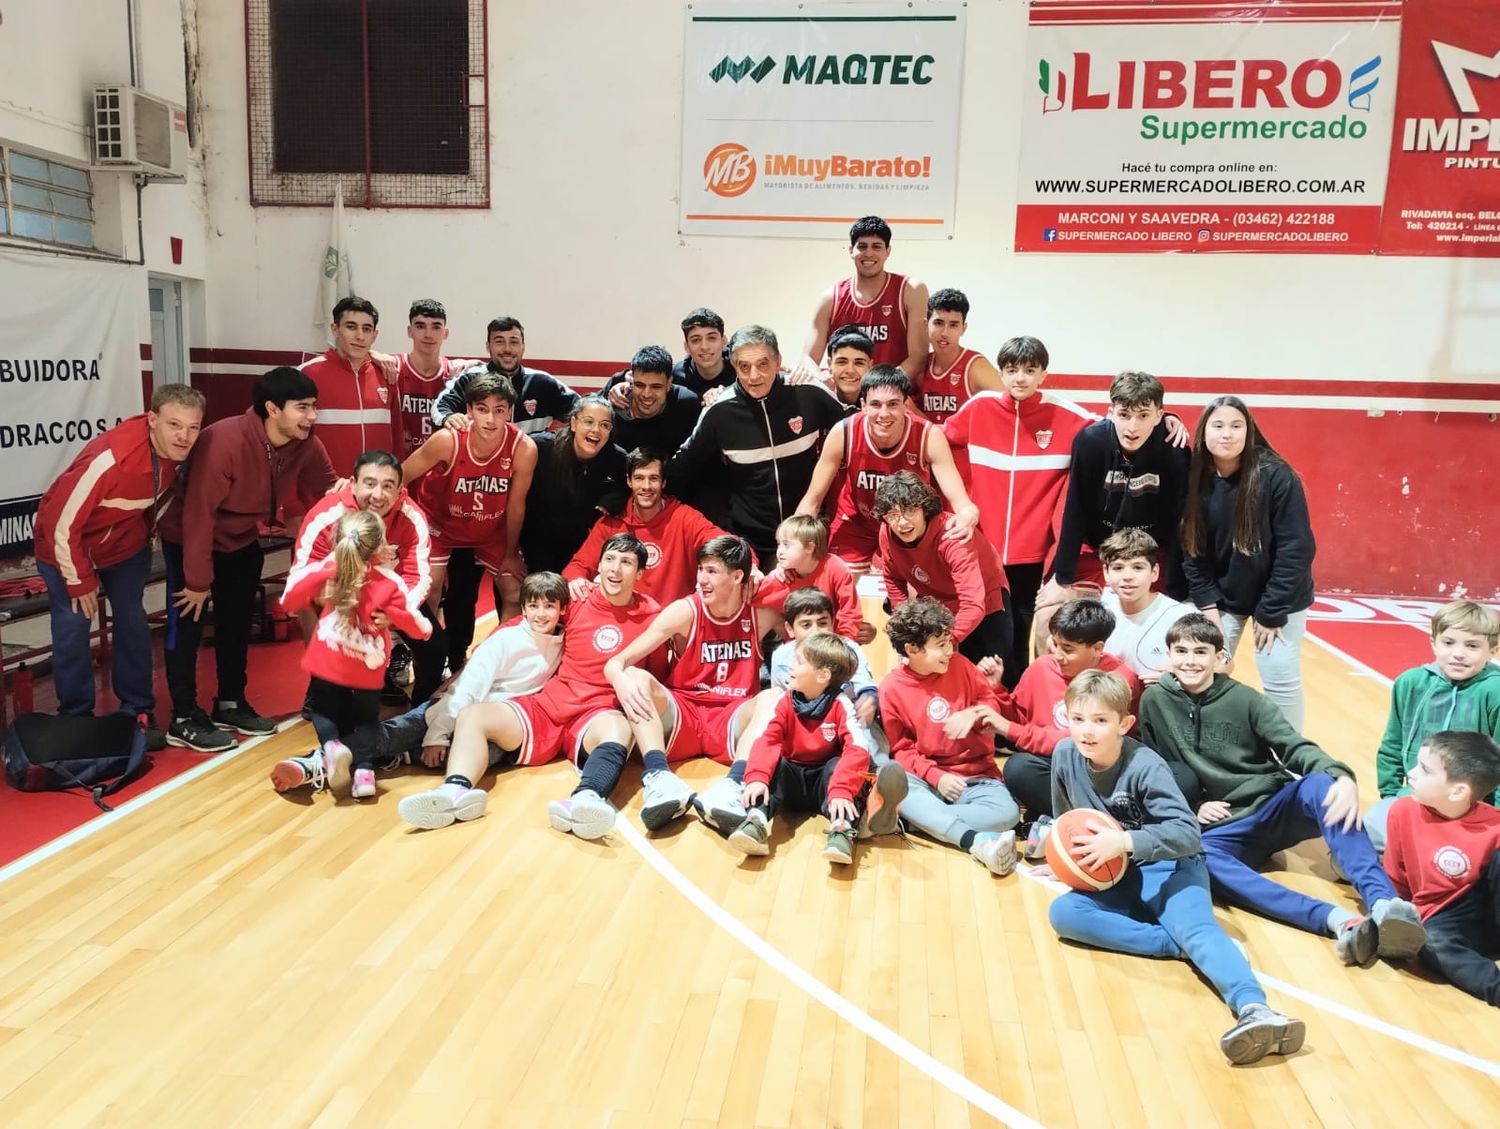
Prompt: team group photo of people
<box><xmin>32</xmin><ymin>211</ymin><xmax>1500</xmax><ymax>1077</ymax></box>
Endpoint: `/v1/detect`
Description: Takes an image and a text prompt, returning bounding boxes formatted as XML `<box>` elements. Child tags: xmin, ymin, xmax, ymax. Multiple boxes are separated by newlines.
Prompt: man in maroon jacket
<box><xmin>33</xmin><ymin>384</ymin><xmax>206</xmax><ymax>747</ymax></box>
<box><xmin>158</xmin><ymin>367</ymin><xmax>336</xmax><ymax>751</ymax></box>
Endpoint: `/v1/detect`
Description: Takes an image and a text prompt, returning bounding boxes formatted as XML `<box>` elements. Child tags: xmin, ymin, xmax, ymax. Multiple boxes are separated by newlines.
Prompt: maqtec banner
<box><xmin>680</xmin><ymin>2</ymin><xmax>965</xmax><ymax>238</ymax></box>
<box><xmin>1378</xmin><ymin>0</ymin><xmax>1500</xmax><ymax>256</ymax></box>
<box><xmin>1016</xmin><ymin>0</ymin><xmax>1402</xmax><ymax>253</ymax></box>
<box><xmin>0</xmin><ymin>252</ymin><xmax>144</xmax><ymax>555</ymax></box>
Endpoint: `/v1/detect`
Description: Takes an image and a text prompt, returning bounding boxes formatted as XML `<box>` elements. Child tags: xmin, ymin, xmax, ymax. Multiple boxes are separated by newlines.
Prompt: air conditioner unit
<box><xmin>91</xmin><ymin>84</ymin><xmax>189</xmax><ymax>180</ymax></box>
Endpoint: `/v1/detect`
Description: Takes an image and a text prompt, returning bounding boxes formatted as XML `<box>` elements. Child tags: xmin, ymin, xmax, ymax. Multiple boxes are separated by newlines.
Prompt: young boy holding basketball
<box><xmin>1047</xmin><ymin>669</ymin><xmax>1305</xmax><ymax>1065</ymax></box>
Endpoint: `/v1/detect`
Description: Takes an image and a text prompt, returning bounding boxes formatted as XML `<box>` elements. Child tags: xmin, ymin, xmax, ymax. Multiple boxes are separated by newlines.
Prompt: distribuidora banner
<box><xmin>0</xmin><ymin>252</ymin><xmax>145</xmax><ymax>555</ymax></box>
<box><xmin>680</xmin><ymin>1</ymin><xmax>965</xmax><ymax>239</ymax></box>
<box><xmin>1015</xmin><ymin>0</ymin><xmax>1402</xmax><ymax>254</ymax></box>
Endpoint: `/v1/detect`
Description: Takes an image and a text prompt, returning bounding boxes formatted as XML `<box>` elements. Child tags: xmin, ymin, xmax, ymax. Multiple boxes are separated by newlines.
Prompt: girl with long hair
<box><xmin>279</xmin><ymin>509</ymin><xmax>433</xmax><ymax>798</ymax></box>
<box><xmin>518</xmin><ymin>394</ymin><xmax>628</xmax><ymax>573</ymax></box>
<box><xmin>1179</xmin><ymin>396</ymin><xmax>1316</xmax><ymax>729</ymax></box>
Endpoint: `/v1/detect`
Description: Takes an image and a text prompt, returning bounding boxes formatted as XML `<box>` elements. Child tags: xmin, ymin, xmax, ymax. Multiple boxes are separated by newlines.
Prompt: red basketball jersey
<box><xmin>411</xmin><ymin>425</ymin><xmax>521</xmax><ymax>547</ymax></box>
<box><xmin>918</xmin><ymin>348</ymin><xmax>984</xmax><ymax>425</ymax></box>
<box><xmin>667</xmin><ymin>592</ymin><xmax>763</xmax><ymax>707</ymax></box>
<box><xmin>829</xmin><ymin>272</ymin><xmax>909</xmax><ymax>368</ymax></box>
<box><xmin>835</xmin><ymin>413</ymin><xmax>931</xmax><ymax>523</ymax></box>
<box><xmin>395</xmin><ymin>354</ymin><xmax>458</xmax><ymax>456</ymax></box>
<box><xmin>551</xmin><ymin>586</ymin><xmax>664</xmax><ymax>710</ymax></box>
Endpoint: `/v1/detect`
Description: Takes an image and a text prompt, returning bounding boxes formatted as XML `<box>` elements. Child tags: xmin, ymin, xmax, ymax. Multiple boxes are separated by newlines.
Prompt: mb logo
<box><xmin>710</xmin><ymin>56</ymin><xmax>776</xmax><ymax>83</ymax></box>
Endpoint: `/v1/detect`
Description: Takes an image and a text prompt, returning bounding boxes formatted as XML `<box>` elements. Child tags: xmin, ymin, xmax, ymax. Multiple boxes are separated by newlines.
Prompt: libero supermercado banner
<box><xmin>1016</xmin><ymin>0</ymin><xmax>1402</xmax><ymax>253</ymax></box>
<box><xmin>0</xmin><ymin>253</ymin><xmax>144</xmax><ymax>556</ymax></box>
<box><xmin>1379</xmin><ymin>0</ymin><xmax>1500</xmax><ymax>256</ymax></box>
<box><xmin>680</xmin><ymin>2</ymin><xmax>965</xmax><ymax>238</ymax></box>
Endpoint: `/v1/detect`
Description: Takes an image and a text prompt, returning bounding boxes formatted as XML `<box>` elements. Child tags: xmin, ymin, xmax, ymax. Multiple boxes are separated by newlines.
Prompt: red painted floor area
<box><xmin>0</xmin><ymin>591</ymin><xmax>1475</xmax><ymax>869</ymax></box>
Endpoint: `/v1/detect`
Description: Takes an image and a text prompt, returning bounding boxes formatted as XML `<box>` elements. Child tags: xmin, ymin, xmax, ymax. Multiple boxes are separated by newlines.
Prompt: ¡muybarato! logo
<box><xmin>704</xmin><ymin>143</ymin><xmax>756</xmax><ymax>197</ymax></box>
<box><xmin>1035</xmin><ymin>52</ymin><xmax>1384</xmax><ymax>146</ymax></box>
<box><xmin>709</xmin><ymin>53</ymin><xmax>935</xmax><ymax>86</ymax></box>
<box><xmin>1402</xmin><ymin>40</ymin><xmax>1500</xmax><ymax>156</ymax></box>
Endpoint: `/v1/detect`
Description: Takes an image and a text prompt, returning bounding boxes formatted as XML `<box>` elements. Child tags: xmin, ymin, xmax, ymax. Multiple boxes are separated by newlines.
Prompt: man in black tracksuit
<box><xmin>666</xmin><ymin>325</ymin><xmax>850</xmax><ymax>565</ymax></box>
<box><xmin>1049</xmin><ymin>371</ymin><xmax>1191</xmax><ymax>600</ymax></box>
<box><xmin>430</xmin><ymin>315</ymin><xmax>578</xmax><ymax>436</ymax></box>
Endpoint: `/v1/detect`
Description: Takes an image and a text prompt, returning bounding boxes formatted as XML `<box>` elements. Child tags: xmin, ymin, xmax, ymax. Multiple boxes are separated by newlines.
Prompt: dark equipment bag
<box><xmin>3</xmin><ymin>712</ymin><xmax>149</xmax><ymax>811</ymax></box>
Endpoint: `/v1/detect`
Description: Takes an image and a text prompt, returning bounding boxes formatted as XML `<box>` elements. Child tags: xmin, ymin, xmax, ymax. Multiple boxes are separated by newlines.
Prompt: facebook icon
<box><xmin>1043</xmin><ymin>228</ymin><xmax>1058</xmax><ymax>242</ymax></box>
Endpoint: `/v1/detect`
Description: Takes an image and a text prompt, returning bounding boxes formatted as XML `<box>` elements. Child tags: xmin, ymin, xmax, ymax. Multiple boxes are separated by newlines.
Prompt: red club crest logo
<box><xmin>913</xmin><ymin>566</ymin><xmax>930</xmax><ymax>584</ymax></box>
<box><xmin>593</xmin><ymin>625</ymin><xmax>624</xmax><ymax>653</ymax></box>
<box><xmin>881</xmin><ymin>305</ymin><xmax>893</xmax><ymax>316</ymax></box>
<box><xmin>820</xmin><ymin>722</ymin><xmax>839</xmax><ymax>742</ymax></box>
<box><xmin>788</xmin><ymin>416</ymin><xmax>804</xmax><ymax>435</ymax></box>
<box><xmin>905</xmin><ymin>452</ymin><xmax>918</xmax><ymax>465</ymax></box>
<box><xmin>926</xmin><ymin>696</ymin><xmax>950</xmax><ymax>722</ymax></box>
<box><xmin>524</xmin><ymin>399</ymin><xmax>537</xmax><ymax>415</ymax></box>
<box><xmin>1434</xmin><ymin>845</ymin><xmax>1471</xmax><ymax>879</ymax></box>
<box><xmin>741</xmin><ymin>619</ymin><xmax>752</xmax><ymax>631</ymax></box>
<box><xmin>644</xmin><ymin>543</ymin><xmax>662</xmax><ymax>568</ymax></box>
<box><xmin>1035</xmin><ymin>429</ymin><xmax>1053</xmax><ymax>450</ymax></box>
<box><xmin>376</xmin><ymin>386</ymin><xmax>390</xmax><ymax>404</ymax></box>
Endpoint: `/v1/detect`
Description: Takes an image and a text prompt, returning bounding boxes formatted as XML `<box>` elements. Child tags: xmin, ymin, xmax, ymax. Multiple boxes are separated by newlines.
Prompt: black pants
<box><xmin>957</xmin><ymin>598</ymin><xmax>1013</xmax><ymax>669</ymax></box>
<box><xmin>1002</xmin><ymin>752</ymin><xmax>1201</xmax><ymax>819</ymax></box>
<box><xmin>1420</xmin><ymin>850</ymin><xmax>1500</xmax><ymax>1006</ymax></box>
<box><xmin>410</xmin><ymin>548</ymin><xmax>498</xmax><ymax>702</ymax></box>
<box><xmin>307</xmin><ymin>676</ymin><xmax>381</xmax><ymax>767</ymax></box>
<box><xmin>164</xmin><ymin>539</ymin><xmax>264</xmax><ymax>719</ymax></box>
<box><xmin>1003</xmin><ymin>563</ymin><xmax>1044</xmax><ymax>689</ymax></box>
<box><xmin>752</xmin><ymin>758</ymin><xmax>863</xmax><ymax>821</ymax></box>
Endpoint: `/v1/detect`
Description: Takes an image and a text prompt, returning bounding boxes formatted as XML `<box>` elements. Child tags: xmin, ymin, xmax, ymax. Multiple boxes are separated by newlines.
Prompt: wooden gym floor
<box><xmin>0</xmin><ymin>607</ymin><xmax>1495</xmax><ymax>1128</ymax></box>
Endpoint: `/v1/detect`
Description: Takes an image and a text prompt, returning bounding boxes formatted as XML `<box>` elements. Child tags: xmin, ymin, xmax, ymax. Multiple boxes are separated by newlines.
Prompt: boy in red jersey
<box><xmin>605</xmin><ymin>535</ymin><xmax>784</xmax><ymax>831</ymax></box>
<box><xmin>879</xmin><ymin>599</ymin><xmax>1020</xmax><ymax>876</ymax></box>
<box><xmin>793</xmin><ymin>216</ymin><xmax>929</xmax><ymax>380</ymax></box>
<box><xmin>752</xmin><ymin>514</ymin><xmax>867</xmax><ymax>642</ymax></box>
<box><xmin>564</xmin><ymin>449</ymin><xmax>727</xmax><ymax>604</ymax></box>
<box><xmin>728</xmin><ymin>631</ymin><xmax>906</xmax><ymax>865</ymax></box>
<box><xmin>914</xmin><ymin>288</ymin><xmax>1003</xmax><ymax>425</ymax></box>
<box><xmin>796</xmin><ymin>366</ymin><xmax>979</xmax><ymax>572</ymax></box>
<box><xmin>1383</xmin><ymin>731</ymin><xmax>1500</xmax><ymax>1006</ymax></box>
<box><xmin>398</xmin><ymin>533</ymin><xmax>662</xmax><ymax>835</ymax></box>
<box><xmin>402</xmin><ymin>372</ymin><xmax>537</xmax><ymax>698</ymax></box>
<box><xmin>300</xmin><ymin>296</ymin><xmax>393</xmax><ymax>475</ymax></box>
<box><xmin>381</xmin><ymin>298</ymin><xmax>470</xmax><ymax>457</ymax></box>
<box><xmin>872</xmin><ymin>472</ymin><xmax>1010</xmax><ymax>665</ymax></box>
<box><xmin>999</xmin><ymin>599</ymin><xmax>1146</xmax><ymax>819</ymax></box>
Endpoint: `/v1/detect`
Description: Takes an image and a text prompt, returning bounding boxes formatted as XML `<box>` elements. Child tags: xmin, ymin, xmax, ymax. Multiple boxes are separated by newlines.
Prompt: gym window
<box><xmin>245</xmin><ymin>0</ymin><xmax>489</xmax><ymax>208</ymax></box>
<box><xmin>0</xmin><ymin>146</ymin><xmax>95</xmax><ymax>249</ymax></box>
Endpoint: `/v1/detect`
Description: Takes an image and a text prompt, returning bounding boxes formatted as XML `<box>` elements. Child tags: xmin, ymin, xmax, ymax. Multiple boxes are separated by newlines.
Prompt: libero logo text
<box><xmin>703</xmin><ymin>144</ymin><xmax>933</xmax><ymax>197</ymax></box>
<box><xmin>1037</xmin><ymin>53</ymin><xmax>1383</xmax><ymax>145</ymax></box>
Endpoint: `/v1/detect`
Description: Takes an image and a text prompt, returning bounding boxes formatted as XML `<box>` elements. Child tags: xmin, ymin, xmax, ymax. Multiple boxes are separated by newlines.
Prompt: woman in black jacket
<box><xmin>519</xmin><ymin>395</ymin><xmax>627</xmax><ymax>574</ymax></box>
<box><xmin>1179</xmin><ymin>395</ymin><xmax>1316</xmax><ymax>730</ymax></box>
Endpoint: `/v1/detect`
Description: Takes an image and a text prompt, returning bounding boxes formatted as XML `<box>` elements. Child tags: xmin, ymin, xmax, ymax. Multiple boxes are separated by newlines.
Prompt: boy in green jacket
<box><xmin>1365</xmin><ymin>601</ymin><xmax>1500</xmax><ymax>852</ymax></box>
<box><xmin>1138</xmin><ymin>614</ymin><xmax>1424</xmax><ymax>967</ymax></box>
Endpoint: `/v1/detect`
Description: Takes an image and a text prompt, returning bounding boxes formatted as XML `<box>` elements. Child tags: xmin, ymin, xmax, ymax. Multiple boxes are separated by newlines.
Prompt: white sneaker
<box><xmin>323</xmin><ymin>739</ymin><xmax>353</xmax><ymax>794</ymax></box>
<box><xmin>557</xmin><ymin>788</ymin><xmax>616</xmax><ymax>841</ymax></box>
<box><xmin>639</xmin><ymin>769</ymin><xmax>695</xmax><ymax>831</ymax></box>
<box><xmin>694</xmin><ymin>773</ymin><xmax>747</xmax><ymax>835</ymax></box>
<box><xmin>397</xmin><ymin>784</ymin><xmax>487</xmax><ymax>830</ymax></box>
<box><xmin>970</xmin><ymin>830</ymin><xmax>1018</xmax><ymax>877</ymax></box>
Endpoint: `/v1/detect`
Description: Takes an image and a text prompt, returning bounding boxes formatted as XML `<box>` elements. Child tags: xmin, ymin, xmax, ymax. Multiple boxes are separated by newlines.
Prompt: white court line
<box><xmin>1009</xmin><ymin>863</ymin><xmax>1500</xmax><ymax>1080</ymax></box>
<box><xmin>612</xmin><ymin>819</ymin><xmax>1046</xmax><ymax>1129</ymax></box>
<box><xmin>0</xmin><ymin>720</ymin><xmax>293</xmax><ymax>886</ymax></box>
<box><xmin>1305</xmin><ymin>631</ymin><xmax>1396</xmax><ymax>688</ymax></box>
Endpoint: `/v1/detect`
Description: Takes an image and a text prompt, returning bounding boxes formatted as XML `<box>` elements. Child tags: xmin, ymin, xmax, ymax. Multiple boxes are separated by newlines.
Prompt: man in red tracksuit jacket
<box><xmin>33</xmin><ymin>384</ymin><xmax>207</xmax><ymax>747</ymax></box>
<box><xmin>157</xmin><ymin>367</ymin><xmax>336</xmax><ymax>752</ymax></box>
<box><xmin>300</xmin><ymin>296</ymin><xmax>395</xmax><ymax>475</ymax></box>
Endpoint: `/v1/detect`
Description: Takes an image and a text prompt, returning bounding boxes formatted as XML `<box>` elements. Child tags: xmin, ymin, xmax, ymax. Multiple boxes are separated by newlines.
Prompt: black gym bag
<box><xmin>3</xmin><ymin>712</ymin><xmax>149</xmax><ymax>811</ymax></box>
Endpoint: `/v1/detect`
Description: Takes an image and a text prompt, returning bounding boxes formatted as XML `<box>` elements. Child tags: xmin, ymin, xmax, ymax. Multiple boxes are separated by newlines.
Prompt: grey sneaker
<box><xmin>1219</xmin><ymin>1003</ymin><xmax>1306</xmax><ymax>1065</ymax></box>
<box><xmin>1372</xmin><ymin>898</ymin><xmax>1426</xmax><ymax>960</ymax></box>
<box><xmin>398</xmin><ymin>785</ymin><xmax>487</xmax><ymax>830</ymax></box>
<box><xmin>693</xmin><ymin>774</ymin><xmax>748</xmax><ymax>835</ymax></box>
<box><xmin>562</xmin><ymin>789</ymin><xmax>616</xmax><ymax>841</ymax></box>
<box><xmin>211</xmin><ymin>699</ymin><xmax>276</xmax><ymax>737</ymax></box>
<box><xmin>823</xmin><ymin>820</ymin><xmax>855</xmax><ymax>866</ymax></box>
<box><xmin>1335</xmin><ymin>915</ymin><xmax>1378</xmax><ymax>967</ymax></box>
<box><xmin>970</xmin><ymin>830</ymin><xmax>1018</xmax><ymax>877</ymax></box>
<box><xmin>639</xmin><ymin>769</ymin><xmax>695</xmax><ymax>831</ymax></box>
<box><xmin>727</xmin><ymin>811</ymin><xmax>771</xmax><ymax>857</ymax></box>
<box><xmin>166</xmin><ymin>711</ymin><xmax>236</xmax><ymax>753</ymax></box>
<box><xmin>857</xmin><ymin>761</ymin><xmax>908</xmax><ymax>839</ymax></box>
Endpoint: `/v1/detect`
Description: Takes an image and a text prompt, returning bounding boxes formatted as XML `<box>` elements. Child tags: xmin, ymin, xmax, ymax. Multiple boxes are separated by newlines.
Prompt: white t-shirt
<box><xmin>1102</xmin><ymin>590</ymin><xmax>1194</xmax><ymax>682</ymax></box>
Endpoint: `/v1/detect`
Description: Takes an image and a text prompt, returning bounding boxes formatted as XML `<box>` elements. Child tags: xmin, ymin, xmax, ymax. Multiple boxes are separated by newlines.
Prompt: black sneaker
<box><xmin>166</xmin><ymin>711</ymin><xmax>236</xmax><ymax>753</ymax></box>
<box><xmin>144</xmin><ymin>723</ymin><xmax>167</xmax><ymax>752</ymax></box>
<box><xmin>211</xmin><ymin>700</ymin><xmax>277</xmax><ymax>737</ymax></box>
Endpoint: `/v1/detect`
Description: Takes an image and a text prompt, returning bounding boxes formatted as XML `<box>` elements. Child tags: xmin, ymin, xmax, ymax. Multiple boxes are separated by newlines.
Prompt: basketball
<box><xmin>1044</xmin><ymin>808</ymin><xmax>1130</xmax><ymax>892</ymax></box>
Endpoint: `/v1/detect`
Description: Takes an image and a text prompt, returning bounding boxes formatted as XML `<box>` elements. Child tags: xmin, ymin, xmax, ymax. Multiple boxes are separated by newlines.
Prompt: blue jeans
<box><xmin>899</xmin><ymin>774</ymin><xmax>1019</xmax><ymax>847</ymax></box>
<box><xmin>1201</xmin><ymin>773</ymin><xmax>1395</xmax><ymax>934</ymax></box>
<box><xmin>1221</xmin><ymin>609</ymin><xmax>1308</xmax><ymax>732</ymax></box>
<box><xmin>1048</xmin><ymin>855</ymin><xmax>1266</xmax><ymax>1014</ymax></box>
<box><xmin>38</xmin><ymin>547</ymin><xmax>154</xmax><ymax>718</ymax></box>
